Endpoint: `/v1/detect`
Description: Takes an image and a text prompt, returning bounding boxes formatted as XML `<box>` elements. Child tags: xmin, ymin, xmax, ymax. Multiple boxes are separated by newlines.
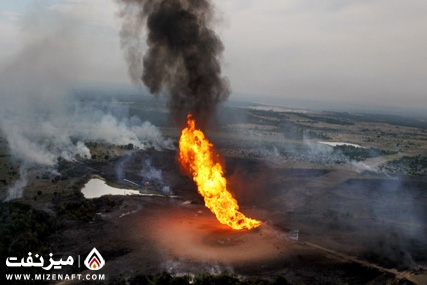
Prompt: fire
<box><xmin>178</xmin><ymin>114</ymin><xmax>261</xmax><ymax>230</ymax></box>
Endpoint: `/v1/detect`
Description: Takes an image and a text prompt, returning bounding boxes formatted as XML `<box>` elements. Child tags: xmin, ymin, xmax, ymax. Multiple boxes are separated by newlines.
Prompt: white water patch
<box><xmin>81</xmin><ymin>178</ymin><xmax>161</xmax><ymax>199</ymax></box>
<box><xmin>319</xmin><ymin>141</ymin><xmax>365</xmax><ymax>148</ymax></box>
<box><xmin>247</xmin><ymin>105</ymin><xmax>310</xmax><ymax>113</ymax></box>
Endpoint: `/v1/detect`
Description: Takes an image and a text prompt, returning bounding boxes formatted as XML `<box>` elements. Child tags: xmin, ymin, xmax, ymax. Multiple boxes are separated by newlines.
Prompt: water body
<box><xmin>81</xmin><ymin>178</ymin><xmax>159</xmax><ymax>199</ymax></box>
<box><xmin>319</xmin><ymin>141</ymin><xmax>364</xmax><ymax>148</ymax></box>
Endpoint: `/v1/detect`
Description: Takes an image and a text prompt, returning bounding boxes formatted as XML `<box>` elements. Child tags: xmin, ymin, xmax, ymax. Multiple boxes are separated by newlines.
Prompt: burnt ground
<box><xmin>31</xmin><ymin>149</ymin><xmax>427</xmax><ymax>284</ymax></box>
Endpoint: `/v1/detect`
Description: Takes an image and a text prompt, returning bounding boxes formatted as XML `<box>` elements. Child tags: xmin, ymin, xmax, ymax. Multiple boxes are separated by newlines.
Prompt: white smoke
<box><xmin>161</xmin><ymin>258</ymin><xmax>234</xmax><ymax>276</ymax></box>
<box><xmin>0</xmin><ymin>5</ymin><xmax>174</xmax><ymax>201</ymax></box>
<box><xmin>140</xmin><ymin>159</ymin><xmax>171</xmax><ymax>195</ymax></box>
<box><xmin>4</xmin><ymin>167</ymin><xmax>28</xmax><ymax>202</ymax></box>
<box><xmin>141</xmin><ymin>159</ymin><xmax>163</xmax><ymax>181</ymax></box>
<box><xmin>73</xmin><ymin>111</ymin><xmax>174</xmax><ymax>151</ymax></box>
<box><xmin>2</xmin><ymin>123</ymin><xmax>57</xmax><ymax>167</ymax></box>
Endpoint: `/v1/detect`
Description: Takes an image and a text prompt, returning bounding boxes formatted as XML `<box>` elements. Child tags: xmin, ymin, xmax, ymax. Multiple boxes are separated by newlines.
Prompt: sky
<box><xmin>1</xmin><ymin>0</ymin><xmax>427</xmax><ymax>113</ymax></box>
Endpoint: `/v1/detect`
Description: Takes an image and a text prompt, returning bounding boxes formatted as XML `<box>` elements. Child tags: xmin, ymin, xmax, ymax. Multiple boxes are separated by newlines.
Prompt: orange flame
<box><xmin>178</xmin><ymin>114</ymin><xmax>262</xmax><ymax>230</ymax></box>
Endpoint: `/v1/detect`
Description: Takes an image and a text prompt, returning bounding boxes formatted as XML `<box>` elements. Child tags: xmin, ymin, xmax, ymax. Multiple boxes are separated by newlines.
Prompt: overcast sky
<box><xmin>1</xmin><ymin>0</ymin><xmax>426</xmax><ymax>112</ymax></box>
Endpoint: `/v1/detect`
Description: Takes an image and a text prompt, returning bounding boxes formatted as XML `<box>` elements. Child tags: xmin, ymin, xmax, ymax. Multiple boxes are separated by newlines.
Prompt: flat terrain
<box><xmin>1</xmin><ymin>101</ymin><xmax>427</xmax><ymax>284</ymax></box>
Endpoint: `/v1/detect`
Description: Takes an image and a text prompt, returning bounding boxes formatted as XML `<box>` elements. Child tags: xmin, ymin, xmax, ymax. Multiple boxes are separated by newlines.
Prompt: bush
<box><xmin>0</xmin><ymin>202</ymin><xmax>56</xmax><ymax>267</ymax></box>
<box><xmin>57</xmin><ymin>200</ymin><xmax>96</xmax><ymax>222</ymax></box>
<box><xmin>109</xmin><ymin>272</ymin><xmax>293</xmax><ymax>285</ymax></box>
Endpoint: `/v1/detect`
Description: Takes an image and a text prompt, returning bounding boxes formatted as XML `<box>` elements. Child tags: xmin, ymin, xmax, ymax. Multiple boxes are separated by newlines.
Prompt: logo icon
<box><xmin>84</xmin><ymin>248</ymin><xmax>105</xmax><ymax>270</ymax></box>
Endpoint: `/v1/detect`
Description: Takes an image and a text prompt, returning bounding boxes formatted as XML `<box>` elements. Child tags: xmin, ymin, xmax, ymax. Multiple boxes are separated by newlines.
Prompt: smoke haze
<box><xmin>0</xmin><ymin>7</ymin><xmax>173</xmax><ymax>201</ymax></box>
<box><xmin>119</xmin><ymin>0</ymin><xmax>230</xmax><ymax>128</ymax></box>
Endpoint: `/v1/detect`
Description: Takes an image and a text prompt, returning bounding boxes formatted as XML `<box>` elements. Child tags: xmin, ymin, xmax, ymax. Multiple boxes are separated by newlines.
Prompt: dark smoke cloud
<box><xmin>119</xmin><ymin>0</ymin><xmax>230</xmax><ymax>128</ymax></box>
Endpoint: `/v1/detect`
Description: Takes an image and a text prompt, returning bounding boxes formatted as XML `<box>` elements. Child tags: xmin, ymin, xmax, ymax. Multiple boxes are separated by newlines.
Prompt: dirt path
<box><xmin>303</xmin><ymin>241</ymin><xmax>421</xmax><ymax>284</ymax></box>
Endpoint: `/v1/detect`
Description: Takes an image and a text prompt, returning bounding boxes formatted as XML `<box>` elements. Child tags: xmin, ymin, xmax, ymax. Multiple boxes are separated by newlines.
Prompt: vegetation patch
<box><xmin>56</xmin><ymin>194</ymin><xmax>120</xmax><ymax>222</ymax></box>
<box><xmin>105</xmin><ymin>272</ymin><xmax>291</xmax><ymax>285</ymax></box>
<box><xmin>0</xmin><ymin>201</ymin><xmax>56</xmax><ymax>279</ymax></box>
<box><xmin>334</xmin><ymin>145</ymin><xmax>397</xmax><ymax>161</ymax></box>
<box><xmin>380</xmin><ymin>155</ymin><xmax>427</xmax><ymax>176</ymax></box>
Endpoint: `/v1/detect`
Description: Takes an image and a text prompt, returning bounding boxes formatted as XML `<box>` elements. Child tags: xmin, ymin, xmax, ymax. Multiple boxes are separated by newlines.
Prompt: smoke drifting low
<box><xmin>119</xmin><ymin>0</ymin><xmax>230</xmax><ymax>128</ymax></box>
<box><xmin>0</xmin><ymin>9</ymin><xmax>173</xmax><ymax>201</ymax></box>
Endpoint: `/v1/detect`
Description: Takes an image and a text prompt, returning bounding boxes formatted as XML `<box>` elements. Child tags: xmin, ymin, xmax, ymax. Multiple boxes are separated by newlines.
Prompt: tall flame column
<box><xmin>178</xmin><ymin>114</ymin><xmax>261</xmax><ymax>230</ymax></box>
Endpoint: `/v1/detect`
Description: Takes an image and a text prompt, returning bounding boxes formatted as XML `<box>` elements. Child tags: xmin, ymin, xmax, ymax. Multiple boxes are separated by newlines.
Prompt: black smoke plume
<box><xmin>119</xmin><ymin>0</ymin><xmax>230</xmax><ymax>128</ymax></box>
